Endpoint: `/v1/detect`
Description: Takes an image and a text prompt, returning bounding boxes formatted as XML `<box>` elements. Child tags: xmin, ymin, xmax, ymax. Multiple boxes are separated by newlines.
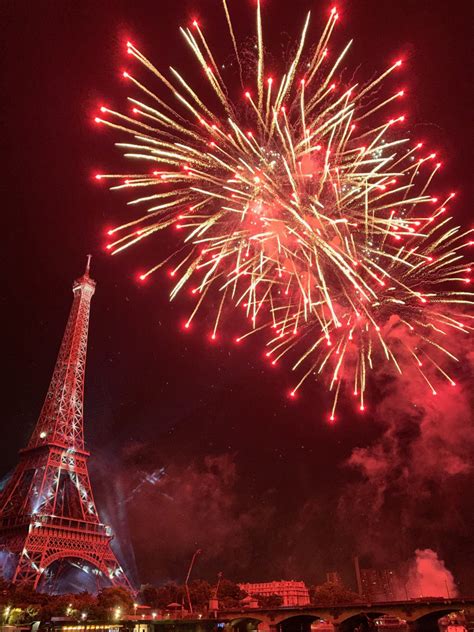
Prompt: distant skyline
<box><xmin>1</xmin><ymin>0</ymin><xmax>473</xmax><ymax>592</ymax></box>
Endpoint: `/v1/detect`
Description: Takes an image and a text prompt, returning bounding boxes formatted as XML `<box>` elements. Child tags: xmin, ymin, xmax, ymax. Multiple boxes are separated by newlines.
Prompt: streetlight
<box><xmin>3</xmin><ymin>606</ymin><xmax>11</xmax><ymax>624</ymax></box>
<box><xmin>445</xmin><ymin>578</ymin><xmax>451</xmax><ymax>599</ymax></box>
<box><xmin>184</xmin><ymin>548</ymin><xmax>202</xmax><ymax>613</ymax></box>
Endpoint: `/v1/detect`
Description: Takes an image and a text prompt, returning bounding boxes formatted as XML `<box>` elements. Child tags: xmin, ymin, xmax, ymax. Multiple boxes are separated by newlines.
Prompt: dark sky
<box><xmin>1</xmin><ymin>0</ymin><xmax>473</xmax><ymax>593</ymax></box>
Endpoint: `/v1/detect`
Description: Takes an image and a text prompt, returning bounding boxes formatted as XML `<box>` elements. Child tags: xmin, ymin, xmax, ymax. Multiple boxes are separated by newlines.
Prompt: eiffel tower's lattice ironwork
<box><xmin>0</xmin><ymin>257</ymin><xmax>132</xmax><ymax>591</ymax></box>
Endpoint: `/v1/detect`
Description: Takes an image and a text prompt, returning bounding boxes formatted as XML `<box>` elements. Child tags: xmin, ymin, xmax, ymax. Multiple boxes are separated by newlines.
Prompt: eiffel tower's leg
<box><xmin>12</xmin><ymin>537</ymin><xmax>44</xmax><ymax>589</ymax></box>
<box><xmin>102</xmin><ymin>550</ymin><xmax>134</xmax><ymax>591</ymax></box>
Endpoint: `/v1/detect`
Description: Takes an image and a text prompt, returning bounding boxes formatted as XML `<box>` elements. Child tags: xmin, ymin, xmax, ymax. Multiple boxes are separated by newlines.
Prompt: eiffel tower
<box><xmin>0</xmin><ymin>257</ymin><xmax>132</xmax><ymax>592</ymax></box>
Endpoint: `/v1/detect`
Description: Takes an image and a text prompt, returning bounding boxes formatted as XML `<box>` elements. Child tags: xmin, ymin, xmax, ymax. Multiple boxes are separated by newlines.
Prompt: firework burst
<box><xmin>95</xmin><ymin>2</ymin><xmax>473</xmax><ymax>419</ymax></box>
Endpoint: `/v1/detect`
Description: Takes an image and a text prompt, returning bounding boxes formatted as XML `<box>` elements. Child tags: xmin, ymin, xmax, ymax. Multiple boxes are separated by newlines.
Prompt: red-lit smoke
<box><xmin>406</xmin><ymin>549</ymin><xmax>458</xmax><ymax>598</ymax></box>
<box><xmin>338</xmin><ymin>329</ymin><xmax>473</xmax><ymax>589</ymax></box>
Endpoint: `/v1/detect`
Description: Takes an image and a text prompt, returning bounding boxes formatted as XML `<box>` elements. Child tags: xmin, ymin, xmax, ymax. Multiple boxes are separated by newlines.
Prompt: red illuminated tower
<box><xmin>0</xmin><ymin>257</ymin><xmax>132</xmax><ymax>591</ymax></box>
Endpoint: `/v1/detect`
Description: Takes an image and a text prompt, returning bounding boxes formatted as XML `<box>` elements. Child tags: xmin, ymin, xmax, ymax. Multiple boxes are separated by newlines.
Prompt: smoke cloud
<box><xmin>89</xmin><ymin>324</ymin><xmax>473</xmax><ymax>591</ymax></box>
<box><xmin>95</xmin><ymin>446</ymin><xmax>273</xmax><ymax>584</ymax></box>
<box><xmin>338</xmin><ymin>330</ymin><xmax>474</xmax><ymax>591</ymax></box>
<box><xmin>406</xmin><ymin>549</ymin><xmax>458</xmax><ymax>598</ymax></box>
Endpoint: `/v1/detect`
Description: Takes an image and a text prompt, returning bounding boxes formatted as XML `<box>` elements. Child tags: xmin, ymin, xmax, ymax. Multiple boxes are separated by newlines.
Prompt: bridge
<box><xmin>216</xmin><ymin>598</ymin><xmax>474</xmax><ymax>632</ymax></box>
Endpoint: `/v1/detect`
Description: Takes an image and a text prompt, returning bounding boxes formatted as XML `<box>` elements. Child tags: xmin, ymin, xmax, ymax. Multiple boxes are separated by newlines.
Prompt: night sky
<box><xmin>1</xmin><ymin>0</ymin><xmax>473</xmax><ymax>593</ymax></box>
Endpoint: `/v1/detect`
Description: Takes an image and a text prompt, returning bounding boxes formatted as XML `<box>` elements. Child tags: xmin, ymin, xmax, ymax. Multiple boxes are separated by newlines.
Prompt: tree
<box><xmin>217</xmin><ymin>579</ymin><xmax>247</xmax><ymax>608</ymax></box>
<box><xmin>139</xmin><ymin>584</ymin><xmax>160</xmax><ymax>608</ymax></box>
<box><xmin>97</xmin><ymin>586</ymin><xmax>134</xmax><ymax>615</ymax></box>
<box><xmin>312</xmin><ymin>582</ymin><xmax>362</xmax><ymax>606</ymax></box>
<box><xmin>7</xmin><ymin>608</ymin><xmax>25</xmax><ymax>625</ymax></box>
<box><xmin>252</xmin><ymin>594</ymin><xmax>283</xmax><ymax>608</ymax></box>
<box><xmin>69</xmin><ymin>592</ymin><xmax>103</xmax><ymax>620</ymax></box>
<box><xmin>139</xmin><ymin>580</ymin><xmax>211</xmax><ymax>611</ymax></box>
<box><xmin>36</xmin><ymin>595</ymin><xmax>75</xmax><ymax>622</ymax></box>
<box><xmin>139</xmin><ymin>582</ymin><xmax>183</xmax><ymax>610</ymax></box>
<box><xmin>188</xmin><ymin>579</ymin><xmax>211</xmax><ymax>610</ymax></box>
<box><xmin>0</xmin><ymin>587</ymin><xmax>101</xmax><ymax>624</ymax></box>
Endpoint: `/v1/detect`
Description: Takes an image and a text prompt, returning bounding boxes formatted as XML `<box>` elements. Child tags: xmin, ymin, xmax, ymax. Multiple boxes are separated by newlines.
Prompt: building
<box><xmin>326</xmin><ymin>571</ymin><xmax>343</xmax><ymax>586</ymax></box>
<box><xmin>239</xmin><ymin>581</ymin><xmax>310</xmax><ymax>606</ymax></box>
<box><xmin>360</xmin><ymin>568</ymin><xmax>398</xmax><ymax>602</ymax></box>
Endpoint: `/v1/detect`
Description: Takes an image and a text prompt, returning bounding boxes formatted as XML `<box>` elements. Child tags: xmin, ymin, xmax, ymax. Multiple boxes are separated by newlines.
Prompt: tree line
<box><xmin>0</xmin><ymin>577</ymin><xmax>362</xmax><ymax>625</ymax></box>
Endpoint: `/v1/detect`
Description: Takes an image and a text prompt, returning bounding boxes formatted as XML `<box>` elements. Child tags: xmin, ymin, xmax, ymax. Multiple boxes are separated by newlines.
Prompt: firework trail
<box><xmin>95</xmin><ymin>2</ymin><xmax>473</xmax><ymax>419</ymax></box>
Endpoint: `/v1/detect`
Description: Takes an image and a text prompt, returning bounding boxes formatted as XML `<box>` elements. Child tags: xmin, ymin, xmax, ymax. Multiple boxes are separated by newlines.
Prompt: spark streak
<box><xmin>96</xmin><ymin>3</ymin><xmax>472</xmax><ymax>418</ymax></box>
